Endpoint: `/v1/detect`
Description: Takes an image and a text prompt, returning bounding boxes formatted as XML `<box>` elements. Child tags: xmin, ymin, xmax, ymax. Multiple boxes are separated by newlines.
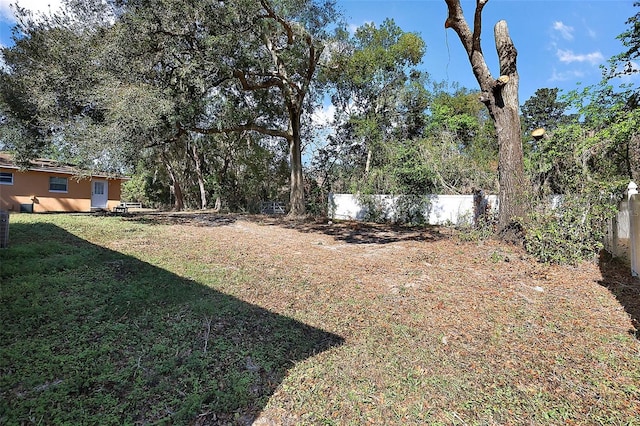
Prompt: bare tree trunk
<box><xmin>493</xmin><ymin>21</ymin><xmax>528</xmax><ymax>231</ymax></box>
<box><xmin>162</xmin><ymin>153</ymin><xmax>184</xmax><ymax>211</ymax></box>
<box><xmin>444</xmin><ymin>0</ymin><xmax>529</xmax><ymax>234</ymax></box>
<box><xmin>212</xmin><ymin>196</ymin><xmax>221</xmax><ymax>212</ymax></box>
<box><xmin>190</xmin><ymin>143</ymin><xmax>208</xmax><ymax>209</ymax></box>
<box><xmin>365</xmin><ymin>149</ymin><xmax>373</xmax><ymax>175</ymax></box>
<box><xmin>289</xmin><ymin>109</ymin><xmax>305</xmax><ymax>216</ymax></box>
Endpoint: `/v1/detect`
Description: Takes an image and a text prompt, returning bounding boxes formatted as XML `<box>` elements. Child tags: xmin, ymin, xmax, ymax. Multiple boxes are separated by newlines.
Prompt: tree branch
<box><xmin>444</xmin><ymin>0</ymin><xmax>494</xmax><ymax>91</ymax></box>
<box><xmin>495</xmin><ymin>20</ymin><xmax>518</xmax><ymax>77</ymax></box>
<box><xmin>233</xmin><ymin>69</ymin><xmax>282</xmax><ymax>91</ymax></box>
<box><xmin>190</xmin><ymin>122</ymin><xmax>291</xmax><ymax>142</ymax></box>
<box><xmin>472</xmin><ymin>0</ymin><xmax>489</xmax><ymax>53</ymax></box>
<box><xmin>444</xmin><ymin>0</ymin><xmax>472</xmax><ymax>51</ymax></box>
<box><xmin>259</xmin><ymin>0</ymin><xmax>294</xmax><ymax>44</ymax></box>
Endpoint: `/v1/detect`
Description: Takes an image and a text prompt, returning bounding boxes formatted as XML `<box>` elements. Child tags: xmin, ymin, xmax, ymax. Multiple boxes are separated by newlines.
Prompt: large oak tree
<box><xmin>1</xmin><ymin>0</ymin><xmax>341</xmax><ymax>214</ymax></box>
<box><xmin>188</xmin><ymin>0</ymin><xmax>340</xmax><ymax>215</ymax></box>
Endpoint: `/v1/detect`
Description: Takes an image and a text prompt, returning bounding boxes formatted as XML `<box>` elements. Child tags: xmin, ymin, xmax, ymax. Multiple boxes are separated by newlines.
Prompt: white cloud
<box><xmin>556</xmin><ymin>48</ymin><xmax>604</xmax><ymax>65</ymax></box>
<box><xmin>0</xmin><ymin>0</ymin><xmax>64</xmax><ymax>22</ymax></box>
<box><xmin>552</xmin><ymin>21</ymin><xmax>574</xmax><ymax>41</ymax></box>
<box><xmin>549</xmin><ymin>68</ymin><xmax>585</xmax><ymax>83</ymax></box>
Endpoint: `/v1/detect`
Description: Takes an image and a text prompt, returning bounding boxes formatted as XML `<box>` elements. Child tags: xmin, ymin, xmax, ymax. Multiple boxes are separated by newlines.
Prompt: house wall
<box><xmin>0</xmin><ymin>168</ymin><xmax>122</xmax><ymax>212</ymax></box>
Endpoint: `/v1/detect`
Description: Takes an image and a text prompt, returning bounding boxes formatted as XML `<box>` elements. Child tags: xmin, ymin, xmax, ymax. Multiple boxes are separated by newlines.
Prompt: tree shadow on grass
<box><xmin>598</xmin><ymin>253</ymin><xmax>640</xmax><ymax>339</ymax></box>
<box><xmin>0</xmin><ymin>223</ymin><xmax>343</xmax><ymax>425</ymax></box>
<box><xmin>119</xmin><ymin>212</ymin><xmax>450</xmax><ymax>245</ymax></box>
<box><xmin>120</xmin><ymin>211</ymin><xmax>238</xmax><ymax>227</ymax></box>
<box><xmin>254</xmin><ymin>216</ymin><xmax>449</xmax><ymax>245</ymax></box>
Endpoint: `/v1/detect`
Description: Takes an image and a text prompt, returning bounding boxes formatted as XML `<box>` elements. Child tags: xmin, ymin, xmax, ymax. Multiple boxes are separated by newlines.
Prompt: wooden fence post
<box><xmin>629</xmin><ymin>181</ymin><xmax>639</xmax><ymax>277</ymax></box>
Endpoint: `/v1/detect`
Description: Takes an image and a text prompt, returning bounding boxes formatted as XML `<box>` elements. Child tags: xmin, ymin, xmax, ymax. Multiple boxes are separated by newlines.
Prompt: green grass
<box><xmin>1</xmin><ymin>213</ymin><xmax>639</xmax><ymax>425</ymax></box>
<box><xmin>1</xmin><ymin>214</ymin><xmax>341</xmax><ymax>425</ymax></box>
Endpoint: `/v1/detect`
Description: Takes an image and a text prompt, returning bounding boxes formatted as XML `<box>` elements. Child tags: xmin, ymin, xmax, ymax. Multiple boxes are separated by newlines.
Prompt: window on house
<box><xmin>49</xmin><ymin>176</ymin><xmax>68</xmax><ymax>192</ymax></box>
<box><xmin>0</xmin><ymin>172</ymin><xmax>13</xmax><ymax>185</ymax></box>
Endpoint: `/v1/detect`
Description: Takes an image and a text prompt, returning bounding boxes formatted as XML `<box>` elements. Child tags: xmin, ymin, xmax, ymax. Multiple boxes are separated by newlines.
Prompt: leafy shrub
<box><xmin>355</xmin><ymin>194</ymin><xmax>431</xmax><ymax>225</ymax></box>
<box><xmin>393</xmin><ymin>195</ymin><xmax>430</xmax><ymax>225</ymax></box>
<box><xmin>457</xmin><ymin>211</ymin><xmax>497</xmax><ymax>242</ymax></box>
<box><xmin>356</xmin><ymin>193</ymin><xmax>391</xmax><ymax>223</ymax></box>
<box><xmin>520</xmin><ymin>185</ymin><xmax>622</xmax><ymax>265</ymax></box>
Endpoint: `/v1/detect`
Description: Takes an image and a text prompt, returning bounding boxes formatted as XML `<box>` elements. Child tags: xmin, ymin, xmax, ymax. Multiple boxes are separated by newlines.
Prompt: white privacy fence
<box><xmin>605</xmin><ymin>182</ymin><xmax>640</xmax><ymax>277</ymax></box>
<box><xmin>328</xmin><ymin>193</ymin><xmax>498</xmax><ymax>225</ymax></box>
<box><xmin>331</xmin><ymin>183</ymin><xmax>640</xmax><ymax>277</ymax></box>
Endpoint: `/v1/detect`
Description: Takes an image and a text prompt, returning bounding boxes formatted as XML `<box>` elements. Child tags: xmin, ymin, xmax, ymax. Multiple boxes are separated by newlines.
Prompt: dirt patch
<box><xmin>125</xmin><ymin>211</ymin><xmax>640</xmax><ymax>335</ymax></box>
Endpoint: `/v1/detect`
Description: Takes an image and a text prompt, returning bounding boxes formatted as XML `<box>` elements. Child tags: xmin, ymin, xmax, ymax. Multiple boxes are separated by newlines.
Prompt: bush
<box><xmin>457</xmin><ymin>211</ymin><xmax>497</xmax><ymax>242</ymax></box>
<box><xmin>356</xmin><ymin>193</ymin><xmax>391</xmax><ymax>223</ymax></box>
<box><xmin>520</xmin><ymin>186</ymin><xmax>622</xmax><ymax>265</ymax></box>
<box><xmin>355</xmin><ymin>194</ymin><xmax>431</xmax><ymax>225</ymax></box>
<box><xmin>393</xmin><ymin>195</ymin><xmax>430</xmax><ymax>225</ymax></box>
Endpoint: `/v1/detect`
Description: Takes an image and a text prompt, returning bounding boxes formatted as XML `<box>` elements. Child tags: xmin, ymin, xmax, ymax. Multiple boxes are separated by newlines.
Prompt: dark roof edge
<box><xmin>0</xmin><ymin>152</ymin><xmax>129</xmax><ymax>180</ymax></box>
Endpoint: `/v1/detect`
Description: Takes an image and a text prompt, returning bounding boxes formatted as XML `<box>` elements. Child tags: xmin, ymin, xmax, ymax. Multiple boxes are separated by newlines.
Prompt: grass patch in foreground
<box><xmin>0</xmin><ymin>214</ymin><xmax>342</xmax><ymax>425</ymax></box>
<box><xmin>2</xmin><ymin>213</ymin><xmax>640</xmax><ymax>425</ymax></box>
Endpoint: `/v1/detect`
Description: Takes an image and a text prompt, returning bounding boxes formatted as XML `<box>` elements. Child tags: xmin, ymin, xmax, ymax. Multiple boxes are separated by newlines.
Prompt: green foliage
<box><xmin>520</xmin><ymin>88</ymin><xmax>574</xmax><ymax>136</ymax></box>
<box><xmin>393</xmin><ymin>195</ymin><xmax>430</xmax><ymax>225</ymax></box>
<box><xmin>608</xmin><ymin>1</ymin><xmax>640</xmax><ymax>79</ymax></box>
<box><xmin>318</xmin><ymin>19</ymin><xmax>430</xmax><ymax>199</ymax></box>
<box><xmin>519</xmin><ymin>184</ymin><xmax>623</xmax><ymax>265</ymax></box>
<box><xmin>457</xmin><ymin>212</ymin><xmax>497</xmax><ymax>242</ymax></box>
<box><xmin>1</xmin><ymin>0</ymin><xmax>344</xmax><ymax>214</ymax></box>
<box><xmin>317</xmin><ymin>82</ymin><xmax>499</xmax><ymax>199</ymax></box>
<box><xmin>355</xmin><ymin>193</ymin><xmax>391</xmax><ymax>223</ymax></box>
<box><xmin>121</xmin><ymin>162</ymin><xmax>170</xmax><ymax>208</ymax></box>
<box><xmin>354</xmin><ymin>193</ymin><xmax>429</xmax><ymax>225</ymax></box>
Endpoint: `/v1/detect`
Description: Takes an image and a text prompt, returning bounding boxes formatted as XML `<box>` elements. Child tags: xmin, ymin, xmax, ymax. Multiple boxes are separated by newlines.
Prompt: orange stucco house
<box><xmin>0</xmin><ymin>152</ymin><xmax>127</xmax><ymax>213</ymax></box>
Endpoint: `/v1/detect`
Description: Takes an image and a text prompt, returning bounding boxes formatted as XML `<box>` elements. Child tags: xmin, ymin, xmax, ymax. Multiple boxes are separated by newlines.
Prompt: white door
<box><xmin>91</xmin><ymin>180</ymin><xmax>108</xmax><ymax>208</ymax></box>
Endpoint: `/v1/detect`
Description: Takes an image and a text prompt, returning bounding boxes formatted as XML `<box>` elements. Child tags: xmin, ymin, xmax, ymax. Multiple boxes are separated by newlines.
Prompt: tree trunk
<box><xmin>289</xmin><ymin>109</ymin><xmax>306</xmax><ymax>216</ymax></box>
<box><xmin>162</xmin><ymin>153</ymin><xmax>184</xmax><ymax>211</ymax></box>
<box><xmin>493</xmin><ymin>99</ymin><xmax>527</xmax><ymax>229</ymax></box>
<box><xmin>190</xmin><ymin>143</ymin><xmax>208</xmax><ymax>209</ymax></box>
<box><xmin>493</xmin><ymin>21</ymin><xmax>527</xmax><ymax>230</ymax></box>
<box><xmin>444</xmin><ymin>1</ymin><xmax>529</xmax><ymax>234</ymax></box>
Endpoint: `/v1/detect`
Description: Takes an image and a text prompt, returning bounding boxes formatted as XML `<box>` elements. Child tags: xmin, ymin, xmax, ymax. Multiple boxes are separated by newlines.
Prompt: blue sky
<box><xmin>0</xmin><ymin>0</ymin><xmax>637</xmax><ymax>102</ymax></box>
<box><xmin>339</xmin><ymin>0</ymin><xmax>638</xmax><ymax>101</ymax></box>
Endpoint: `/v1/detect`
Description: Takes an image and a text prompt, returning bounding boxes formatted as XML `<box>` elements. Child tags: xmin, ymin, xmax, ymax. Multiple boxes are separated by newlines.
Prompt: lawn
<box><xmin>1</xmin><ymin>213</ymin><xmax>639</xmax><ymax>425</ymax></box>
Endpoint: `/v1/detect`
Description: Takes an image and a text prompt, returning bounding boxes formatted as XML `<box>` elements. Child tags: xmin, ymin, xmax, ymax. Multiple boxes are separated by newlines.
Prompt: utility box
<box><xmin>0</xmin><ymin>210</ymin><xmax>8</xmax><ymax>249</ymax></box>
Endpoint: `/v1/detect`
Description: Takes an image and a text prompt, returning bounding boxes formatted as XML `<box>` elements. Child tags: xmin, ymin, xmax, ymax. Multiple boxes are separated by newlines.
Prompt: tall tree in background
<box><xmin>422</xmin><ymin>85</ymin><xmax>498</xmax><ymax>193</ymax></box>
<box><xmin>0</xmin><ymin>1</ymin><xmax>132</xmax><ymax>168</ymax></box>
<box><xmin>325</xmin><ymin>19</ymin><xmax>425</xmax><ymax>179</ymax></box>
<box><xmin>444</xmin><ymin>0</ymin><xmax>529</xmax><ymax>234</ymax></box>
<box><xmin>190</xmin><ymin>0</ymin><xmax>340</xmax><ymax>215</ymax></box>
<box><xmin>607</xmin><ymin>1</ymin><xmax>640</xmax><ymax>182</ymax></box>
<box><xmin>520</xmin><ymin>88</ymin><xmax>573</xmax><ymax>136</ymax></box>
<box><xmin>520</xmin><ymin>88</ymin><xmax>575</xmax><ymax>195</ymax></box>
<box><xmin>0</xmin><ymin>0</ymin><xmax>340</xmax><ymax>214</ymax></box>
